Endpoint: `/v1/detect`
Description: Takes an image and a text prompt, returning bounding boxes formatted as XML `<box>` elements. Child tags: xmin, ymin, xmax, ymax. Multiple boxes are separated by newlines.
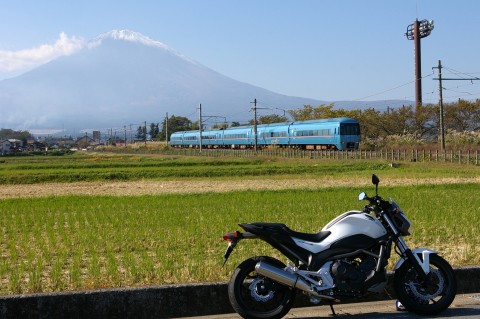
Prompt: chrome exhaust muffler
<box><xmin>255</xmin><ymin>261</ymin><xmax>335</xmax><ymax>300</ymax></box>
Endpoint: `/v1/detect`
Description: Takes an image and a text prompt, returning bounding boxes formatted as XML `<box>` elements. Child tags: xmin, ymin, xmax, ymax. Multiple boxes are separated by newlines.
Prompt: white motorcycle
<box><xmin>222</xmin><ymin>174</ymin><xmax>457</xmax><ymax>318</ymax></box>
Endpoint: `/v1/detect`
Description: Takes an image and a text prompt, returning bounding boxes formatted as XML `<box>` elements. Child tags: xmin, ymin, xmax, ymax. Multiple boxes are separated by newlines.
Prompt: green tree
<box><xmin>288</xmin><ymin>103</ymin><xmax>336</xmax><ymax>120</ymax></box>
<box><xmin>248</xmin><ymin>114</ymin><xmax>289</xmax><ymax>125</ymax></box>
<box><xmin>211</xmin><ymin>123</ymin><xmax>228</xmax><ymax>129</ymax></box>
<box><xmin>259</xmin><ymin>114</ymin><xmax>289</xmax><ymax>124</ymax></box>
<box><xmin>160</xmin><ymin>115</ymin><xmax>195</xmax><ymax>141</ymax></box>
<box><xmin>444</xmin><ymin>99</ymin><xmax>480</xmax><ymax>132</ymax></box>
<box><xmin>135</xmin><ymin>125</ymin><xmax>146</xmax><ymax>140</ymax></box>
<box><xmin>0</xmin><ymin>129</ymin><xmax>32</xmax><ymax>141</ymax></box>
<box><xmin>149</xmin><ymin>123</ymin><xmax>160</xmax><ymax>139</ymax></box>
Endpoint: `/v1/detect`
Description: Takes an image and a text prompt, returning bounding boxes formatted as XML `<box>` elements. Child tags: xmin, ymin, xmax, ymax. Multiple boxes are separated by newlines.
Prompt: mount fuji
<box><xmin>0</xmin><ymin>30</ymin><xmax>409</xmax><ymax>134</ymax></box>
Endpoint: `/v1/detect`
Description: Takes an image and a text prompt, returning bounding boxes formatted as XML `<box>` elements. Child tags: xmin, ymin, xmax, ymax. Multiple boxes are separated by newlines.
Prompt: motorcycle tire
<box><xmin>393</xmin><ymin>254</ymin><xmax>457</xmax><ymax>315</ymax></box>
<box><xmin>228</xmin><ymin>256</ymin><xmax>296</xmax><ymax>319</ymax></box>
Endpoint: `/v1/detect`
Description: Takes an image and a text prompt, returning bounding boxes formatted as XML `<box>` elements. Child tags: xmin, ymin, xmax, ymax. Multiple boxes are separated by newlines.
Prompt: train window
<box><xmin>340</xmin><ymin>124</ymin><xmax>360</xmax><ymax>135</ymax></box>
<box><xmin>225</xmin><ymin>134</ymin><xmax>247</xmax><ymax>139</ymax></box>
<box><xmin>272</xmin><ymin>131</ymin><xmax>287</xmax><ymax>137</ymax></box>
<box><xmin>296</xmin><ymin>129</ymin><xmax>330</xmax><ymax>136</ymax></box>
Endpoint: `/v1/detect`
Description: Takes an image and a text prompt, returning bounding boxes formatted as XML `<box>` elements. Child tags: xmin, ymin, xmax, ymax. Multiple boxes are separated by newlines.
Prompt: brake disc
<box><xmin>249</xmin><ymin>278</ymin><xmax>275</xmax><ymax>302</ymax></box>
<box><xmin>406</xmin><ymin>268</ymin><xmax>444</xmax><ymax>301</ymax></box>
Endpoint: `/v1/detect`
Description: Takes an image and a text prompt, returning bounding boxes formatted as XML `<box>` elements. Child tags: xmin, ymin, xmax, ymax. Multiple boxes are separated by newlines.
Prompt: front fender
<box><xmin>394</xmin><ymin>248</ymin><xmax>437</xmax><ymax>274</ymax></box>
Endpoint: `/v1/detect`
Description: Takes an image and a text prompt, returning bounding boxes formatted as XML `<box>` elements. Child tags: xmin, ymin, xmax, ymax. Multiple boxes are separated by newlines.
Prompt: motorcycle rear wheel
<box><xmin>394</xmin><ymin>254</ymin><xmax>457</xmax><ymax>315</ymax></box>
<box><xmin>228</xmin><ymin>256</ymin><xmax>296</xmax><ymax>319</ymax></box>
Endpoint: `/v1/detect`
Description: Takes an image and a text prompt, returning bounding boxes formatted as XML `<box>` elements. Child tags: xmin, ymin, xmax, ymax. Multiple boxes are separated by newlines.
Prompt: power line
<box><xmin>352</xmin><ymin>73</ymin><xmax>434</xmax><ymax>102</ymax></box>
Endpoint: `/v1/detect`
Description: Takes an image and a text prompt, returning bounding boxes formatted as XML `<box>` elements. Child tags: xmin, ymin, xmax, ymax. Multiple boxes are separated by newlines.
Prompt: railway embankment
<box><xmin>0</xmin><ymin>266</ymin><xmax>479</xmax><ymax>319</ymax></box>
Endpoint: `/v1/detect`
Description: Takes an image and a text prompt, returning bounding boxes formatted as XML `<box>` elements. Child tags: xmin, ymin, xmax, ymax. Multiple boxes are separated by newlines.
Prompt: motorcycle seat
<box><xmin>241</xmin><ymin>222</ymin><xmax>331</xmax><ymax>243</ymax></box>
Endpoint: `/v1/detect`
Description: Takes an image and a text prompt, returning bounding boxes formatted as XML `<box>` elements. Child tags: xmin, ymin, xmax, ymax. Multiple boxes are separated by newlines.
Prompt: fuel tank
<box><xmin>292</xmin><ymin>211</ymin><xmax>387</xmax><ymax>254</ymax></box>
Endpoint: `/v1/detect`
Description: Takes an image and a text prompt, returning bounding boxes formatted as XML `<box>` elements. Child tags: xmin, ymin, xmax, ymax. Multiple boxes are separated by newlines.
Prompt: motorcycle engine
<box><xmin>331</xmin><ymin>257</ymin><xmax>377</xmax><ymax>294</ymax></box>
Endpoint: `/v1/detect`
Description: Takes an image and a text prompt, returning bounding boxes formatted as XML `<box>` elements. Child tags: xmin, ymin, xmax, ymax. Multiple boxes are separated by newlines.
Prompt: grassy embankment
<box><xmin>0</xmin><ymin>153</ymin><xmax>479</xmax><ymax>295</ymax></box>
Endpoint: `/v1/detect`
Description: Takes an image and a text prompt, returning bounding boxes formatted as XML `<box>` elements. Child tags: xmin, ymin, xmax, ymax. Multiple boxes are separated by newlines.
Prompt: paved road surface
<box><xmin>181</xmin><ymin>293</ymin><xmax>480</xmax><ymax>318</ymax></box>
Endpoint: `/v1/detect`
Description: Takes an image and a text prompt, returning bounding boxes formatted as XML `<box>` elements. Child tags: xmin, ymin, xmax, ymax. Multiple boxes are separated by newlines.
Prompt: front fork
<box><xmin>381</xmin><ymin>211</ymin><xmax>435</xmax><ymax>280</ymax></box>
<box><xmin>394</xmin><ymin>236</ymin><xmax>437</xmax><ymax>282</ymax></box>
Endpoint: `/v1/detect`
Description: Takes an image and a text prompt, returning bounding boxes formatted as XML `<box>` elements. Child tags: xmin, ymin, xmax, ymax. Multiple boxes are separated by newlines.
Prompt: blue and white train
<box><xmin>170</xmin><ymin>117</ymin><xmax>360</xmax><ymax>150</ymax></box>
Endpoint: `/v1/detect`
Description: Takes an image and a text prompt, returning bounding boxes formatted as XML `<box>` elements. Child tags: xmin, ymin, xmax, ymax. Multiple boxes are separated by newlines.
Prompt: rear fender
<box><xmin>394</xmin><ymin>248</ymin><xmax>437</xmax><ymax>274</ymax></box>
<box><xmin>222</xmin><ymin>231</ymin><xmax>257</xmax><ymax>266</ymax></box>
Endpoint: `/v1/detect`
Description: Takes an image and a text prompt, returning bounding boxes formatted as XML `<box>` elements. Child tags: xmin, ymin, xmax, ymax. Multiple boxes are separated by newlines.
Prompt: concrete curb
<box><xmin>0</xmin><ymin>266</ymin><xmax>478</xmax><ymax>318</ymax></box>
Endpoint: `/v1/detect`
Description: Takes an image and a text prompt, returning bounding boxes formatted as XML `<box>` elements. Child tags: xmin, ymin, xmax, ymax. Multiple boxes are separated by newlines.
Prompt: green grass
<box><xmin>0</xmin><ymin>184</ymin><xmax>479</xmax><ymax>295</ymax></box>
<box><xmin>1</xmin><ymin>152</ymin><xmax>480</xmax><ymax>184</ymax></box>
<box><xmin>1</xmin><ymin>153</ymin><xmax>479</xmax><ymax>295</ymax></box>
<box><xmin>0</xmin><ymin>153</ymin><xmax>392</xmax><ymax>184</ymax></box>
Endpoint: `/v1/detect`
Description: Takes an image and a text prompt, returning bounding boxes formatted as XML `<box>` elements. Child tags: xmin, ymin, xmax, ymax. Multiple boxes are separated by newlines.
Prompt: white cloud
<box><xmin>0</xmin><ymin>32</ymin><xmax>85</xmax><ymax>72</ymax></box>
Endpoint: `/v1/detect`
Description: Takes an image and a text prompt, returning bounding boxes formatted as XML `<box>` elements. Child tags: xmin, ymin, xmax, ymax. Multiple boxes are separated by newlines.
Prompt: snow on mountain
<box><xmin>0</xmin><ymin>30</ymin><xmax>409</xmax><ymax>133</ymax></box>
<box><xmin>88</xmin><ymin>30</ymin><xmax>197</xmax><ymax>64</ymax></box>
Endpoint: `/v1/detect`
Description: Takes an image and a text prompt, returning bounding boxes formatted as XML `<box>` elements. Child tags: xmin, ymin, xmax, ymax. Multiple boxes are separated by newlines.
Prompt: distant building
<box><xmin>7</xmin><ymin>139</ymin><xmax>23</xmax><ymax>150</ymax></box>
<box><xmin>93</xmin><ymin>131</ymin><xmax>101</xmax><ymax>142</ymax></box>
<box><xmin>26</xmin><ymin>140</ymin><xmax>47</xmax><ymax>151</ymax></box>
<box><xmin>0</xmin><ymin>140</ymin><xmax>11</xmax><ymax>154</ymax></box>
<box><xmin>75</xmin><ymin>135</ymin><xmax>95</xmax><ymax>148</ymax></box>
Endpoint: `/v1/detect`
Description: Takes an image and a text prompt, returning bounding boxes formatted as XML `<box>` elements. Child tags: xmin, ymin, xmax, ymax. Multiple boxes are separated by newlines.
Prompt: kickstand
<box><xmin>329</xmin><ymin>302</ymin><xmax>336</xmax><ymax>316</ymax></box>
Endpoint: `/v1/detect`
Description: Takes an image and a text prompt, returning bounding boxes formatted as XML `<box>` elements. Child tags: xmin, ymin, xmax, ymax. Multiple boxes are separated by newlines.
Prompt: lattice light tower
<box><xmin>405</xmin><ymin>19</ymin><xmax>434</xmax><ymax>116</ymax></box>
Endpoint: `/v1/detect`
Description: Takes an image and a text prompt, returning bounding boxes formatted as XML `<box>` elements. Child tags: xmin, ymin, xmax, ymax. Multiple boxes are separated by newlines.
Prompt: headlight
<box><xmin>390</xmin><ymin>199</ymin><xmax>412</xmax><ymax>236</ymax></box>
<box><xmin>393</xmin><ymin>210</ymin><xmax>412</xmax><ymax>236</ymax></box>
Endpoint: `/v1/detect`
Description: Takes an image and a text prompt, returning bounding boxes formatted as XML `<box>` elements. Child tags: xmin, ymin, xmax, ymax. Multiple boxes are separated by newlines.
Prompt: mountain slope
<box><xmin>0</xmin><ymin>30</ymin><xmax>408</xmax><ymax>132</ymax></box>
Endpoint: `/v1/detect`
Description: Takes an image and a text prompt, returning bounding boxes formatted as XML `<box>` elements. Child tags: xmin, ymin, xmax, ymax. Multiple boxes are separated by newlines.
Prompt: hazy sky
<box><xmin>1</xmin><ymin>0</ymin><xmax>479</xmax><ymax>105</ymax></box>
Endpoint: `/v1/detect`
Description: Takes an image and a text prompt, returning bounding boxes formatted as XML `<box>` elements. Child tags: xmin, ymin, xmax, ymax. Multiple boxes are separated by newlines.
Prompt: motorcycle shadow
<box><xmin>293</xmin><ymin>306</ymin><xmax>480</xmax><ymax>319</ymax></box>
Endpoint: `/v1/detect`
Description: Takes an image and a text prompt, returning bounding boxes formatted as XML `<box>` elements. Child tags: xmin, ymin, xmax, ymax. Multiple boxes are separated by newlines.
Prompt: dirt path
<box><xmin>1</xmin><ymin>177</ymin><xmax>479</xmax><ymax>198</ymax></box>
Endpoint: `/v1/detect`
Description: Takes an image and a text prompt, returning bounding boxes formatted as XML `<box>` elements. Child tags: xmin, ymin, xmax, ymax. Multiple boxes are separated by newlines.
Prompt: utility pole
<box><xmin>198</xmin><ymin>104</ymin><xmax>203</xmax><ymax>152</ymax></box>
<box><xmin>432</xmin><ymin>61</ymin><xmax>480</xmax><ymax>151</ymax></box>
<box><xmin>165</xmin><ymin>112</ymin><xmax>169</xmax><ymax>146</ymax></box>
<box><xmin>250</xmin><ymin>98</ymin><xmax>258</xmax><ymax>151</ymax></box>
<box><xmin>144</xmin><ymin>121</ymin><xmax>147</xmax><ymax>146</ymax></box>
<box><xmin>436</xmin><ymin>60</ymin><xmax>445</xmax><ymax>150</ymax></box>
<box><xmin>124</xmin><ymin>125</ymin><xmax>127</xmax><ymax>147</ymax></box>
<box><xmin>129</xmin><ymin>124</ymin><xmax>133</xmax><ymax>144</ymax></box>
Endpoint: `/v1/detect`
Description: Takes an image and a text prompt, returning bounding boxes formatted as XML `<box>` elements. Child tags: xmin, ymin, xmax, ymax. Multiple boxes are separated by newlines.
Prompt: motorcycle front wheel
<box><xmin>394</xmin><ymin>254</ymin><xmax>457</xmax><ymax>315</ymax></box>
<box><xmin>228</xmin><ymin>256</ymin><xmax>296</xmax><ymax>319</ymax></box>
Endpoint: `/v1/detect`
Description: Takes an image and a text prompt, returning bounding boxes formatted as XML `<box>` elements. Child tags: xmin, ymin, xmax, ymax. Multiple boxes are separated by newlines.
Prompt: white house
<box><xmin>0</xmin><ymin>140</ymin><xmax>11</xmax><ymax>154</ymax></box>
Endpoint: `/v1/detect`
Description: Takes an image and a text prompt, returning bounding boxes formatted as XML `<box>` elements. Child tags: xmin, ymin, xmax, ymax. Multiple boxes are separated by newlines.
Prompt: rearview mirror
<box><xmin>372</xmin><ymin>174</ymin><xmax>380</xmax><ymax>185</ymax></box>
<box><xmin>358</xmin><ymin>192</ymin><xmax>367</xmax><ymax>201</ymax></box>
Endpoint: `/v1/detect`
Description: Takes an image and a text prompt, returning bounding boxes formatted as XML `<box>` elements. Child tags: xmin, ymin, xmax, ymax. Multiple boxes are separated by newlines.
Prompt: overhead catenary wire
<box><xmin>351</xmin><ymin>72</ymin><xmax>434</xmax><ymax>102</ymax></box>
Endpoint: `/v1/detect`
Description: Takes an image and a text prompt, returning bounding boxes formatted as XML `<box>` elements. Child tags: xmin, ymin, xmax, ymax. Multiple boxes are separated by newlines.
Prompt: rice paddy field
<box><xmin>0</xmin><ymin>152</ymin><xmax>479</xmax><ymax>295</ymax></box>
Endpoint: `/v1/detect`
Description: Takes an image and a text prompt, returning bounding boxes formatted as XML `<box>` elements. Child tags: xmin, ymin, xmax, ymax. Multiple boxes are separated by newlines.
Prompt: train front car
<box><xmin>338</xmin><ymin>118</ymin><xmax>360</xmax><ymax>150</ymax></box>
<box><xmin>290</xmin><ymin>118</ymin><xmax>360</xmax><ymax>150</ymax></box>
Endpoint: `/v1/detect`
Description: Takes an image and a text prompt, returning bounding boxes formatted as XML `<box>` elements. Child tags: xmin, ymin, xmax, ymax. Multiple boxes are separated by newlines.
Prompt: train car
<box><xmin>170</xmin><ymin>130</ymin><xmax>199</xmax><ymax>148</ymax></box>
<box><xmin>170</xmin><ymin>118</ymin><xmax>360</xmax><ymax>150</ymax></box>
<box><xmin>222</xmin><ymin>126</ymin><xmax>253</xmax><ymax>148</ymax></box>
<box><xmin>289</xmin><ymin>118</ymin><xmax>360</xmax><ymax>150</ymax></box>
<box><xmin>257</xmin><ymin>122</ymin><xmax>290</xmax><ymax>147</ymax></box>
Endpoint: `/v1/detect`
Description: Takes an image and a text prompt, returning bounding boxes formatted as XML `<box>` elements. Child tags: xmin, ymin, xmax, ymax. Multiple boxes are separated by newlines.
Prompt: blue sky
<box><xmin>1</xmin><ymin>0</ymin><xmax>479</xmax><ymax>105</ymax></box>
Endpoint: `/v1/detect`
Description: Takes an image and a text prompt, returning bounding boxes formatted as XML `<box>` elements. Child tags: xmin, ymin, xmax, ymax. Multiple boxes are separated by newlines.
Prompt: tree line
<box><xmin>6</xmin><ymin>99</ymin><xmax>475</xmax><ymax>149</ymax></box>
<box><xmin>141</xmin><ymin>99</ymin><xmax>480</xmax><ymax>149</ymax></box>
<box><xmin>0</xmin><ymin>129</ymin><xmax>32</xmax><ymax>140</ymax></box>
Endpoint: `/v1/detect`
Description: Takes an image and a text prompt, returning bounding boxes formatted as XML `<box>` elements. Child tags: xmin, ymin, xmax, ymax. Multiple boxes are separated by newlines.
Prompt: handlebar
<box><xmin>361</xmin><ymin>194</ymin><xmax>391</xmax><ymax>215</ymax></box>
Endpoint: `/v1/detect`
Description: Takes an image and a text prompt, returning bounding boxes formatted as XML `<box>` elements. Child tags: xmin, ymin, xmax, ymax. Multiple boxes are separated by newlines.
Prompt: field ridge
<box><xmin>1</xmin><ymin>176</ymin><xmax>480</xmax><ymax>198</ymax></box>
